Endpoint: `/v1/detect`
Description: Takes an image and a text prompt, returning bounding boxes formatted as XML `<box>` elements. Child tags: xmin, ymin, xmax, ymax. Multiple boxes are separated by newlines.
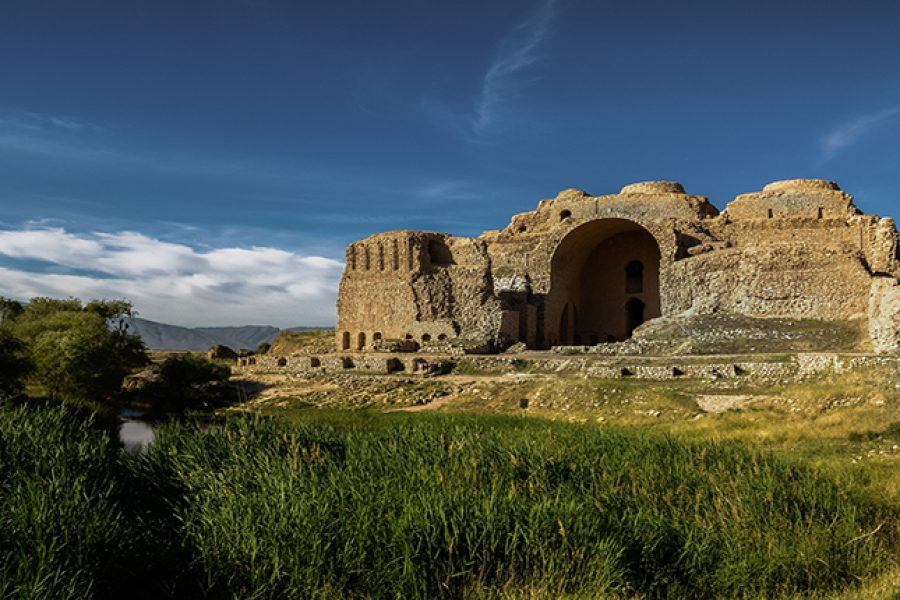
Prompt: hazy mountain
<box><xmin>123</xmin><ymin>317</ymin><xmax>285</xmax><ymax>351</ymax></box>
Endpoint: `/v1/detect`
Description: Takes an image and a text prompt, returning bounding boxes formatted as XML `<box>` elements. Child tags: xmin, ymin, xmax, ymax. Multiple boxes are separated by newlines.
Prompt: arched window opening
<box><xmin>310</xmin><ymin>357</ymin><xmax>321</xmax><ymax>368</ymax></box>
<box><xmin>341</xmin><ymin>331</ymin><xmax>351</xmax><ymax>350</ymax></box>
<box><xmin>405</xmin><ymin>333</ymin><xmax>413</xmax><ymax>340</ymax></box>
<box><xmin>437</xmin><ymin>333</ymin><xmax>447</xmax><ymax>341</ymax></box>
<box><xmin>517</xmin><ymin>225</ymin><xmax>527</xmax><ymax>233</ymax></box>
<box><xmin>767</xmin><ymin>208</ymin><xmax>774</xmax><ymax>219</ymax></box>
<box><xmin>427</xmin><ymin>240</ymin><xmax>453</xmax><ymax>267</ymax></box>
<box><xmin>373</xmin><ymin>332</ymin><xmax>383</xmax><ymax>343</ymax></box>
<box><xmin>357</xmin><ymin>332</ymin><xmax>366</xmax><ymax>351</ymax></box>
<box><xmin>559</xmin><ymin>209</ymin><xmax>572</xmax><ymax>221</ymax></box>
<box><xmin>421</xmin><ymin>334</ymin><xmax>432</xmax><ymax>343</ymax></box>
<box><xmin>817</xmin><ymin>207</ymin><xmax>824</xmax><ymax>219</ymax></box>
<box><xmin>277</xmin><ymin>357</ymin><xmax>287</xmax><ymax>367</ymax></box>
<box><xmin>625</xmin><ymin>260</ymin><xmax>644</xmax><ymax>293</ymax></box>
<box><xmin>626</xmin><ymin>298</ymin><xmax>646</xmax><ymax>337</ymax></box>
<box><xmin>392</xmin><ymin>240</ymin><xmax>400</xmax><ymax>270</ymax></box>
<box><xmin>378</xmin><ymin>243</ymin><xmax>385</xmax><ymax>271</ymax></box>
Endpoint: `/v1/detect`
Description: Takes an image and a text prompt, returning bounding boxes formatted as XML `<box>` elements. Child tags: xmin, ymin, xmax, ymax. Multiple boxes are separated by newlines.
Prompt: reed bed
<box><xmin>1</xmin><ymin>402</ymin><xmax>897</xmax><ymax>599</ymax></box>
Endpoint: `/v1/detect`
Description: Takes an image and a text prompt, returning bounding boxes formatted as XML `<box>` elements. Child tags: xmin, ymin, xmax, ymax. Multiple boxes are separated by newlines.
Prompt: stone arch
<box><xmin>427</xmin><ymin>239</ymin><xmax>453</xmax><ymax>268</ymax></box>
<box><xmin>357</xmin><ymin>332</ymin><xmax>366</xmax><ymax>351</ymax></box>
<box><xmin>546</xmin><ymin>219</ymin><xmax>661</xmax><ymax>347</ymax></box>
<box><xmin>341</xmin><ymin>331</ymin><xmax>351</xmax><ymax>350</ymax></box>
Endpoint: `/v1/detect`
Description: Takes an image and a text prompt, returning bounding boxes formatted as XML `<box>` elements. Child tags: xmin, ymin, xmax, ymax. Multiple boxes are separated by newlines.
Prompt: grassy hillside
<box><xmin>269</xmin><ymin>328</ymin><xmax>334</xmax><ymax>354</ymax></box>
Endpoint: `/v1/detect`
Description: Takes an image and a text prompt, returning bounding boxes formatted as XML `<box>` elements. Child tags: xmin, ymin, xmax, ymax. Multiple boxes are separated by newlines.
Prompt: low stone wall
<box><xmin>233</xmin><ymin>352</ymin><xmax>899</xmax><ymax>381</ymax></box>
<box><xmin>236</xmin><ymin>353</ymin><xmax>435</xmax><ymax>375</ymax></box>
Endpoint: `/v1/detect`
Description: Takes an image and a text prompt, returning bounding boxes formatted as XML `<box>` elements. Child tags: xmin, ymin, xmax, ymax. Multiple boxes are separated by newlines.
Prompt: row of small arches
<box><xmin>348</xmin><ymin>240</ymin><xmax>453</xmax><ymax>272</ymax></box>
<box><xmin>348</xmin><ymin>240</ymin><xmax>406</xmax><ymax>272</ymax></box>
<box><xmin>341</xmin><ymin>331</ymin><xmax>448</xmax><ymax>350</ymax></box>
<box><xmin>273</xmin><ymin>357</ymin><xmax>321</xmax><ymax>368</ymax></box>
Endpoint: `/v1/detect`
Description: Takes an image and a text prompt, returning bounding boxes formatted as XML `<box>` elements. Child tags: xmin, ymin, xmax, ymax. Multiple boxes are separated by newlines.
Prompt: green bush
<box><xmin>157</xmin><ymin>354</ymin><xmax>230</xmax><ymax>390</ymax></box>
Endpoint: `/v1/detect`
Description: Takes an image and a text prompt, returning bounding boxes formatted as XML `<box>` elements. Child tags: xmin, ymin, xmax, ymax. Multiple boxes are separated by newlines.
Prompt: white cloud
<box><xmin>821</xmin><ymin>105</ymin><xmax>900</xmax><ymax>160</ymax></box>
<box><xmin>0</xmin><ymin>228</ymin><xmax>343</xmax><ymax>328</ymax></box>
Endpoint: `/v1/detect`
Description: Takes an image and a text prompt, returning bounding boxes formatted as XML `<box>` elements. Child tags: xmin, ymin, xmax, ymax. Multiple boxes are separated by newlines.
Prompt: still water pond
<box><xmin>118</xmin><ymin>408</ymin><xmax>155</xmax><ymax>452</ymax></box>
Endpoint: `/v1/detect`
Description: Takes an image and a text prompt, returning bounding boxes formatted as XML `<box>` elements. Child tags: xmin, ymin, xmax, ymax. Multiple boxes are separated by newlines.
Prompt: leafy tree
<box><xmin>157</xmin><ymin>354</ymin><xmax>230</xmax><ymax>390</ymax></box>
<box><xmin>256</xmin><ymin>342</ymin><xmax>272</xmax><ymax>355</ymax></box>
<box><xmin>0</xmin><ymin>297</ymin><xmax>24</xmax><ymax>324</ymax></box>
<box><xmin>7</xmin><ymin>298</ymin><xmax>147</xmax><ymax>402</ymax></box>
<box><xmin>0</xmin><ymin>329</ymin><xmax>31</xmax><ymax>398</ymax></box>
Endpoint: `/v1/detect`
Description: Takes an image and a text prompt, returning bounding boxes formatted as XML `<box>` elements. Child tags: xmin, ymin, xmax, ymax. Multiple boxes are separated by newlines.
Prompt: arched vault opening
<box><xmin>547</xmin><ymin>219</ymin><xmax>661</xmax><ymax>347</ymax></box>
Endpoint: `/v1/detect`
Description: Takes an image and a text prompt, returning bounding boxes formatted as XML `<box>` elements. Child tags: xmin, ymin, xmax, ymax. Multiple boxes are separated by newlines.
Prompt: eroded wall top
<box><xmin>724</xmin><ymin>179</ymin><xmax>859</xmax><ymax>220</ymax></box>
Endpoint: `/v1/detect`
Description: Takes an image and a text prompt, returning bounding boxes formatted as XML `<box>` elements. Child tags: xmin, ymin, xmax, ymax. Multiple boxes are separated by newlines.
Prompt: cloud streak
<box><xmin>0</xmin><ymin>228</ymin><xmax>343</xmax><ymax>328</ymax></box>
<box><xmin>422</xmin><ymin>0</ymin><xmax>557</xmax><ymax>143</ymax></box>
<box><xmin>821</xmin><ymin>105</ymin><xmax>900</xmax><ymax>160</ymax></box>
<box><xmin>473</xmin><ymin>0</ymin><xmax>556</xmax><ymax>135</ymax></box>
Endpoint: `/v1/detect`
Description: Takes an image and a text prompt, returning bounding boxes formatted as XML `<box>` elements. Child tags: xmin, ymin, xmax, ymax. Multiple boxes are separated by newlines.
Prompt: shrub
<box><xmin>5</xmin><ymin>298</ymin><xmax>147</xmax><ymax>401</ymax></box>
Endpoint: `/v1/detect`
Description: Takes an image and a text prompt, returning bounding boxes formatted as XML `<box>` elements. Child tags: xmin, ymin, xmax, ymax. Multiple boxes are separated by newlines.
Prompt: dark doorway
<box><xmin>626</xmin><ymin>298</ymin><xmax>646</xmax><ymax>337</ymax></box>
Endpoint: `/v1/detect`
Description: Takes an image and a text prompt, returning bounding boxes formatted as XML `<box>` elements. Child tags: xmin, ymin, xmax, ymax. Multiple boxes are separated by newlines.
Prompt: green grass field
<box><xmin>1</xmin><ymin>397</ymin><xmax>898</xmax><ymax>599</ymax></box>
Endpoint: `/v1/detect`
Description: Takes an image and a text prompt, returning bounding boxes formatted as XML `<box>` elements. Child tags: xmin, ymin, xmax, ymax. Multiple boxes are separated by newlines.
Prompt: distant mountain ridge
<box><xmin>123</xmin><ymin>317</ymin><xmax>324</xmax><ymax>351</ymax></box>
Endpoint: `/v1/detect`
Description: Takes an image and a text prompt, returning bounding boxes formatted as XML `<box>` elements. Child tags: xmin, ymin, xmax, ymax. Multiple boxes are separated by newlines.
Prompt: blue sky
<box><xmin>1</xmin><ymin>0</ymin><xmax>899</xmax><ymax>327</ymax></box>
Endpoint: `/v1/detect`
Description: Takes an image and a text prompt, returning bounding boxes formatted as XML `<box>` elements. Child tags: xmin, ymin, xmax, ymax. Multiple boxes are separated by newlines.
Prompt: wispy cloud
<box><xmin>0</xmin><ymin>110</ymin><xmax>163</xmax><ymax>167</ymax></box>
<box><xmin>423</xmin><ymin>0</ymin><xmax>557</xmax><ymax>143</ymax></box>
<box><xmin>0</xmin><ymin>228</ymin><xmax>343</xmax><ymax>327</ymax></box>
<box><xmin>473</xmin><ymin>0</ymin><xmax>556</xmax><ymax>134</ymax></box>
<box><xmin>414</xmin><ymin>180</ymin><xmax>484</xmax><ymax>203</ymax></box>
<box><xmin>821</xmin><ymin>105</ymin><xmax>900</xmax><ymax>160</ymax></box>
<box><xmin>0</xmin><ymin>111</ymin><xmax>95</xmax><ymax>133</ymax></box>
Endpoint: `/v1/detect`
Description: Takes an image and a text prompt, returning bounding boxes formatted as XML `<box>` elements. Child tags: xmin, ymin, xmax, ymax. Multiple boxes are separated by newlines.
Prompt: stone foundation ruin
<box><xmin>336</xmin><ymin>180</ymin><xmax>900</xmax><ymax>355</ymax></box>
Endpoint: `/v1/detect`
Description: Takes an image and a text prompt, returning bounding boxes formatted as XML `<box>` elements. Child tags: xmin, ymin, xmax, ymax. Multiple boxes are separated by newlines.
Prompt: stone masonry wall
<box><xmin>336</xmin><ymin>179</ymin><xmax>900</xmax><ymax>354</ymax></box>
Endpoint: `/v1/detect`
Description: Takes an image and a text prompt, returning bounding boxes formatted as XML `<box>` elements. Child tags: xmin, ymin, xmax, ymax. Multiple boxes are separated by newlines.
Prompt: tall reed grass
<box><xmin>1</xmin><ymin>402</ymin><xmax>897</xmax><ymax>599</ymax></box>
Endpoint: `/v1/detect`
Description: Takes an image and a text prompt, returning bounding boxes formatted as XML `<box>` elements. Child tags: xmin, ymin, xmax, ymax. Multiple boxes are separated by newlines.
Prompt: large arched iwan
<box><xmin>547</xmin><ymin>219</ymin><xmax>661</xmax><ymax>347</ymax></box>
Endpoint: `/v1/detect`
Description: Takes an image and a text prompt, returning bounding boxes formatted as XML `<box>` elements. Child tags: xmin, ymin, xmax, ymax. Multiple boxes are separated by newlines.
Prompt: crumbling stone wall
<box><xmin>336</xmin><ymin>179</ymin><xmax>900</xmax><ymax>354</ymax></box>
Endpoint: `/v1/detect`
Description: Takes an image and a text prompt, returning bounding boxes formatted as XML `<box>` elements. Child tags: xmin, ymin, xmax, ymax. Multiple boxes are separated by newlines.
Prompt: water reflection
<box><xmin>118</xmin><ymin>408</ymin><xmax>156</xmax><ymax>452</ymax></box>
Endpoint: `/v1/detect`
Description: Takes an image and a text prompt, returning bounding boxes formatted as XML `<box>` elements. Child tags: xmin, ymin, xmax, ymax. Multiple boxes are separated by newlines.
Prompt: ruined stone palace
<box><xmin>336</xmin><ymin>180</ymin><xmax>900</xmax><ymax>354</ymax></box>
